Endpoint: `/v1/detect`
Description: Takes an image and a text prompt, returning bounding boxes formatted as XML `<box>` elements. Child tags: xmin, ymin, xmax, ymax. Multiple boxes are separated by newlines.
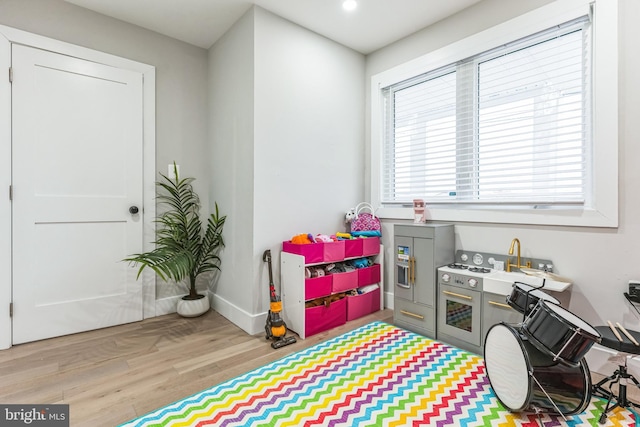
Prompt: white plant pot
<box><xmin>176</xmin><ymin>295</ymin><xmax>210</xmax><ymax>317</ymax></box>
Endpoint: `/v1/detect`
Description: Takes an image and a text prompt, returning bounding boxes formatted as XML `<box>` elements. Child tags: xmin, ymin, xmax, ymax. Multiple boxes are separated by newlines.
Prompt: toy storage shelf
<box><xmin>281</xmin><ymin>240</ymin><xmax>384</xmax><ymax>339</ymax></box>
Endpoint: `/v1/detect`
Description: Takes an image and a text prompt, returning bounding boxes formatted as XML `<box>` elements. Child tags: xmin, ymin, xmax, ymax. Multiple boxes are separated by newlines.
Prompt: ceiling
<box><xmin>64</xmin><ymin>0</ymin><xmax>483</xmax><ymax>54</ymax></box>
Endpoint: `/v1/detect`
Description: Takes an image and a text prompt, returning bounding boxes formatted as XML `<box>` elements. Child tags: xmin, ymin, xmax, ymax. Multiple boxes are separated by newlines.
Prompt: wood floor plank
<box><xmin>0</xmin><ymin>360</ymin><xmax>59</xmax><ymax>389</ymax></box>
<box><xmin>173</xmin><ymin>337</ymin><xmax>265</xmax><ymax>375</ymax></box>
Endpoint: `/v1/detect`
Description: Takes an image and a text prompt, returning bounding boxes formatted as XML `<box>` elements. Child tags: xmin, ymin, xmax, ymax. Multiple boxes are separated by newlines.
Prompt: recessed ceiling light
<box><xmin>343</xmin><ymin>0</ymin><xmax>357</xmax><ymax>11</ymax></box>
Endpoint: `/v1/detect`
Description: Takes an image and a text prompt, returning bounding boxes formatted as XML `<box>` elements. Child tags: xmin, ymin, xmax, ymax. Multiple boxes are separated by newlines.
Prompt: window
<box><xmin>371</xmin><ymin>0</ymin><xmax>618</xmax><ymax>227</ymax></box>
<box><xmin>383</xmin><ymin>17</ymin><xmax>589</xmax><ymax>207</ymax></box>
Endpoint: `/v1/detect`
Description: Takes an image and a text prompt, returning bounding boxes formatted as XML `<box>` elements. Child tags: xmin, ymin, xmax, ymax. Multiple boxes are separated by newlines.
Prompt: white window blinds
<box><xmin>382</xmin><ymin>16</ymin><xmax>591</xmax><ymax>207</ymax></box>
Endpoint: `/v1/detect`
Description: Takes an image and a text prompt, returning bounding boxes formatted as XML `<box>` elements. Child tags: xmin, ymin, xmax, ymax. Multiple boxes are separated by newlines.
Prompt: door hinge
<box><xmin>9</xmin><ymin>303</ymin><xmax>13</xmax><ymax>318</ymax></box>
<box><xmin>8</xmin><ymin>67</ymin><xmax>12</xmax><ymax>83</ymax></box>
<box><xmin>9</xmin><ymin>185</ymin><xmax>12</xmax><ymax>201</ymax></box>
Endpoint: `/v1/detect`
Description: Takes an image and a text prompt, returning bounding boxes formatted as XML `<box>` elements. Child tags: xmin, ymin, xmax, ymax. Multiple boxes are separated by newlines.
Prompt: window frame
<box><xmin>370</xmin><ymin>0</ymin><xmax>618</xmax><ymax>227</ymax></box>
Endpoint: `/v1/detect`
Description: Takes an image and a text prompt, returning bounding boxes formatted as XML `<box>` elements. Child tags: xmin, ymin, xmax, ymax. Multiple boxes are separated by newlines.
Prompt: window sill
<box><xmin>377</xmin><ymin>205</ymin><xmax>618</xmax><ymax>228</ymax></box>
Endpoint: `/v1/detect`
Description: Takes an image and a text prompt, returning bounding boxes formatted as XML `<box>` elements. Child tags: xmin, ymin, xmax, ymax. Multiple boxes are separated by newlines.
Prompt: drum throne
<box><xmin>592</xmin><ymin>325</ymin><xmax>640</xmax><ymax>424</ymax></box>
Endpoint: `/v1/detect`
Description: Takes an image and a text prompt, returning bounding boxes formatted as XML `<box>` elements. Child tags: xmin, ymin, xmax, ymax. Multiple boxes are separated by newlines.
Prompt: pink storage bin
<box><xmin>305</xmin><ymin>275</ymin><xmax>332</xmax><ymax>300</ymax></box>
<box><xmin>282</xmin><ymin>241</ymin><xmax>323</xmax><ymax>264</ymax></box>
<box><xmin>362</xmin><ymin>237</ymin><xmax>380</xmax><ymax>256</ymax></box>
<box><xmin>344</xmin><ymin>239</ymin><xmax>363</xmax><ymax>258</ymax></box>
<box><xmin>331</xmin><ymin>270</ymin><xmax>358</xmax><ymax>293</ymax></box>
<box><xmin>347</xmin><ymin>287</ymin><xmax>381</xmax><ymax>321</ymax></box>
<box><xmin>282</xmin><ymin>240</ymin><xmax>346</xmax><ymax>264</ymax></box>
<box><xmin>305</xmin><ymin>297</ymin><xmax>347</xmax><ymax>337</ymax></box>
<box><xmin>357</xmin><ymin>264</ymin><xmax>381</xmax><ymax>287</ymax></box>
<box><xmin>322</xmin><ymin>240</ymin><xmax>345</xmax><ymax>262</ymax></box>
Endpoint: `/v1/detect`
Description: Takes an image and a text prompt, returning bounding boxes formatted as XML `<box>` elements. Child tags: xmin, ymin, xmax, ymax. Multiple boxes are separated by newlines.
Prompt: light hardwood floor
<box><xmin>0</xmin><ymin>308</ymin><xmax>393</xmax><ymax>426</ymax></box>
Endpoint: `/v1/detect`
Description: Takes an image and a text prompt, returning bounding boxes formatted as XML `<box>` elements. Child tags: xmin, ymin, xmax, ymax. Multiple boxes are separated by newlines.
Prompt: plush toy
<box><xmin>345</xmin><ymin>208</ymin><xmax>356</xmax><ymax>223</ymax></box>
<box><xmin>291</xmin><ymin>233</ymin><xmax>314</xmax><ymax>244</ymax></box>
<box><xmin>315</xmin><ymin>234</ymin><xmax>333</xmax><ymax>242</ymax></box>
<box><xmin>351</xmin><ymin>258</ymin><xmax>370</xmax><ymax>269</ymax></box>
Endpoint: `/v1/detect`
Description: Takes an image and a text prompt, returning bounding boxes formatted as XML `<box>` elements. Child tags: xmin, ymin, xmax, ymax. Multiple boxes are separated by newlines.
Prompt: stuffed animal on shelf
<box><xmin>351</xmin><ymin>258</ymin><xmax>371</xmax><ymax>269</ymax></box>
<box><xmin>315</xmin><ymin>234</ymin><xmax>333</xmax><ymax>242</ymax></box>
<box><xmin>345</xmin><ymin>208</ymin><xmax>356</xmax><ymax>224</ymax></box>
<box><xmin>291</xmin><ymin>233</ymin><xmax>314</xmax><ymax>244</ymax></box>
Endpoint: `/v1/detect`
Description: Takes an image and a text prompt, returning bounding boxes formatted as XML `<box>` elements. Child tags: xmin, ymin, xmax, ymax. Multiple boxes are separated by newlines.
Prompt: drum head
<box><xmin>484</xmin><ymin>323</ymin><xmax>530</xmax><ymax>411</ymax></box>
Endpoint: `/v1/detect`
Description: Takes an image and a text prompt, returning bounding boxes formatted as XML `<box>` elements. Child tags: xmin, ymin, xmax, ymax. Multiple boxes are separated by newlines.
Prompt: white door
<box><xmin>11</xmin><ymin>44</ymin><xmax>144</xmax><ymax>344</ymax></box>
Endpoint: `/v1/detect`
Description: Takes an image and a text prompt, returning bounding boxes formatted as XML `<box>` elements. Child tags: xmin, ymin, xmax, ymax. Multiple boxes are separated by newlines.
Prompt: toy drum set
<box><xmin>484</xmin><ymin>281</ymin><xmax>602</xmax><ymax>420</ymax></box>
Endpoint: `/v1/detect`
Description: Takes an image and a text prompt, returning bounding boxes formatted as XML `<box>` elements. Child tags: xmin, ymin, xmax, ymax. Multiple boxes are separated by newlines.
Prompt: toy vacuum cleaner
<box><xmin>263</xmin><ymin>249</ymin><xmax>297</xmax><ymax>349</ymax></box>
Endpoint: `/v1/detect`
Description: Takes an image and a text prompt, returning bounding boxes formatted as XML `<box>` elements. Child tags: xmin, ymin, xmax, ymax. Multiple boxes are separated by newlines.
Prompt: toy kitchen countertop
<box><xmin>445</xmin><ymin>250</ymin><xmax>572</xmax><ymax>296</ymax></box>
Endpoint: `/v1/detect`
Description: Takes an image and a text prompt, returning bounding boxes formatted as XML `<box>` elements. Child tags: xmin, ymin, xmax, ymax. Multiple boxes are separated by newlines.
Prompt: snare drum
<box><xmin>522</xmin><ymin>300</ymin><xmax>601</xmax><ymax>365</ymax></box>
<box><xmin>507</xmin><ymin>282</ymin><xmax>560</xmax><ymax>315</ymax></box>
<box><xmin>484</xmin><ymin>322</ymin><xmax>591</xmax><ymax>416</ymax></box>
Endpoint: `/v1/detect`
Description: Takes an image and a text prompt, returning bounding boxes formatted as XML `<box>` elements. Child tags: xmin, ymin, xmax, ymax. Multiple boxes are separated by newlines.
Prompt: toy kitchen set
<box><xmin>393</xmin><ymin>224</ymin><xmax>572</xmax><ymax>355</ymax></box>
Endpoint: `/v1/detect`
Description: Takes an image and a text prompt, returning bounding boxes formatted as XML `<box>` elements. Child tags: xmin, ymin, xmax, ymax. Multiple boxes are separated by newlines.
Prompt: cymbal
<box><xmin>519</xmin><ymin>267</ymin><xmax>572</xmax><ymax>283</ymax></box>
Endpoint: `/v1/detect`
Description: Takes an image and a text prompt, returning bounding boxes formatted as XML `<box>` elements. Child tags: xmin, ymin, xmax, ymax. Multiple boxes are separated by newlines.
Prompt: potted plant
<box><xmin>124</xmin><ymin>163</ymin><xmax>226</xmax><ymax>317</ymax></box>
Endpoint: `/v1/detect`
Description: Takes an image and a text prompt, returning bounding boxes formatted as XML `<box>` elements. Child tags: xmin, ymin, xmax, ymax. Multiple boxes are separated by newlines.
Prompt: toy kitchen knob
<box><xmin>129</xmin><ymin>206</ymin><xmax>139</xmax><ymax>214</ymax></box>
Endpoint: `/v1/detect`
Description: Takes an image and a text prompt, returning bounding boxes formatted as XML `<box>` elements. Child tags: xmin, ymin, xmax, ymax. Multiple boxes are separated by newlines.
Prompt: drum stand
<box><xmin>592</xmin><ymin>324</ymin><xmax>640</xmax><ymax>424</ymax></box>
<box><xmin>592</xmin><ymin>356</ymin><xmax>640</xmax><ymax>424</ymax></box>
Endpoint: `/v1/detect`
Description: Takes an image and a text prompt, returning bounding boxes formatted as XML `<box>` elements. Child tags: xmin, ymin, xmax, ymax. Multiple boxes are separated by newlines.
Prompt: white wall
<box><xmin>207</xmin><ymin>8</ymin><xmax>257</xmax><ymax>331</ymax></box>
<box><xmin>253</xmin><ymin>7</ymin><xmax>365</xmax><ymax>309</ymax></box>
<box><xmin>368</xmin><ymin>0</ymin><xmax>640</xmax><ymax>374</ymax></box>
<box><xmin>208</xmin><ymin>6</ymin><xmax>365</xmax><ymax>334</ymax></box>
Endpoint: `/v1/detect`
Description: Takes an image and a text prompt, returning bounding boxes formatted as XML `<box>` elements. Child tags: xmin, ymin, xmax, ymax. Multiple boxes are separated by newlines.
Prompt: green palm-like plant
<box><xmin>124</xmin><ymin>163</ymin><xmax>226</xmax><ymax>300</ymax></box>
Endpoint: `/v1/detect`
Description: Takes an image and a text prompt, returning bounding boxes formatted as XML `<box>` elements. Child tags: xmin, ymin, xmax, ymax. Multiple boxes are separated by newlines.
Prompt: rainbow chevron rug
<box><xmin>120</xmin><ymin>321</ymin><xmax>637</xmax><ymax>426</ymax></box>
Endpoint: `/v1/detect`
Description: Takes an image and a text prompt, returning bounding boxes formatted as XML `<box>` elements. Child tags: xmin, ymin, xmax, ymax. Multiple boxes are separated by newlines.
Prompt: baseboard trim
<box><xmin>211</xmin><ymin>293</ymin><xmax>266</xmax><ymax>336</ymax></box>
<box><xmin>384</xmin><ymin>291</ymin><xmax>394</xmax><ymax>310</ymax></box>
<box><xmin>154</xmin><ymin>294</ymin><xmax>184</xmax><ymax>317</ymax></box>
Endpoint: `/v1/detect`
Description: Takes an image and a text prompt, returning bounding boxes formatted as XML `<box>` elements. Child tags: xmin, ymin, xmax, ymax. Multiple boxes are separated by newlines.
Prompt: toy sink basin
<box><xmin>483</xmin><ymin>268</ymin><xmax>572</xmax><ymax>296</ymax></box>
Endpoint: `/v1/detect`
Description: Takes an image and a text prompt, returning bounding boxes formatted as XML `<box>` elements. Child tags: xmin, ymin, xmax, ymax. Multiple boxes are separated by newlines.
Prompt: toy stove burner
<box><xmin>447</xmin><ymin>263</ymin><xmax>469</xmax><ymax>269</ymax></box>
<box><xmin>445</xmin><ymin>263</ymin><xmax>490</xmax><ymax>274</ymax></box>
<box><xmin>468</xmin><ymin>267</ymin><xmax>491</xmax><ymax>274</ymax></box>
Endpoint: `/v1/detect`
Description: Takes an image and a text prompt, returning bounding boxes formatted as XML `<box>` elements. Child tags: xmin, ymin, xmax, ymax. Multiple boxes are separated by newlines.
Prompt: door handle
<box><xmin>129</xmin><ymin>206</ymin><xmax>139</xmax><ymax>214</ymax></box>
<box><xmin>400</xmin><ymin>310</ymin><xmax>424</xmax><ymax>320</ymax></box>
<box><xmin>442</xmin><ymin>290</ymin><xmax>473</xmax><ymax>301</ymax></box>
<box><xmin>409</xmin><ymin>257</ymin><xmax>416</xmax><ymax>284</ymax></box>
